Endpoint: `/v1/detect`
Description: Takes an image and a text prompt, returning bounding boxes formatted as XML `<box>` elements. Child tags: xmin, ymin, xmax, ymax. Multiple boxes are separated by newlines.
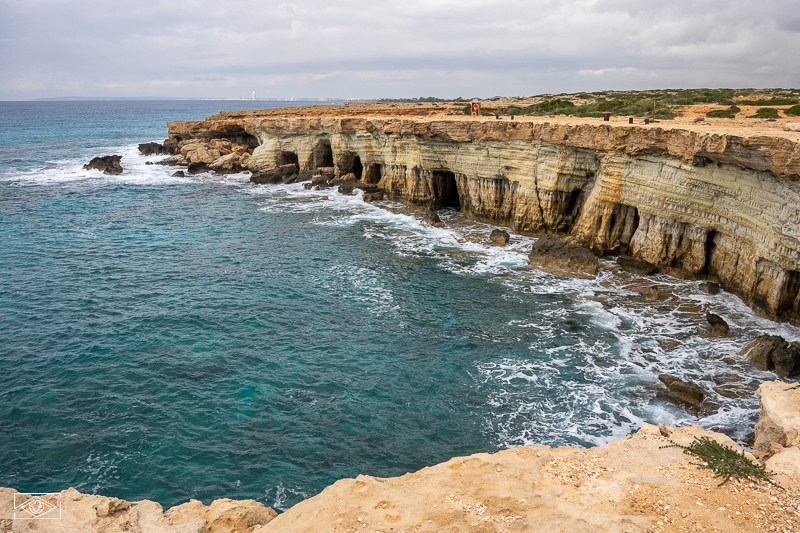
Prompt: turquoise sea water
<box><xmin>1</xmin><ymin>101</ymin><xmax>798</xmax><ymax>511</ymax></box>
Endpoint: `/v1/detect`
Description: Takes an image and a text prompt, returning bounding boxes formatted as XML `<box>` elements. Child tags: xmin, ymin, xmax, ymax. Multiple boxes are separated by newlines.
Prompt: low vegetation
<box><xmin>749</xmin><ymin>108</ymin><xmax>780</xmax><ymax>119</ymax></box>
<box><xmin>455</xmin><ymin>88</ymin><xmax>800</xmax><ymax>119</ymax></box>
<box><xmin>662</xmin><ymin>437</ymin><xmax>782</xmax><ymax>488</ymax></box>
<box><xmin>706</xmin><ymin>106</ymin><xmax>741</xmax><ymax>119</ymax></box>
<box><xmin>785</xmin><ymin>105</ymin><xmax>800</xmax><ymax>116</ymax></box>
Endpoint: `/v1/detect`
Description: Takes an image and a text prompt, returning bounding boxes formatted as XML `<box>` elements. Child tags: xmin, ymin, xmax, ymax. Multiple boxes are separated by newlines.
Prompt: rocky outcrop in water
<box><xmin>489</xmin><ymin>229</ymin><xmax>510</xmax><ymax>246</ymax></box>
<box><xmin>741</xmin><ymin>334</ymin><xmax>800</xmax><ymax>376</ymax></box>
<box><xmin>138</xmin><ymin>142</ymin><xmax>169</xmax><ymax>156</ymax></box>
<box><xmin>165</xmin><ymin>115</ymin><xmax>800</xmax><ymax>324</ymax></box>
<box><xmin>84</xmin><ymin>155</ymin><xmax>122</xmax><ymax>175</ymax></box>
<box><xmin>528</xmin><ymin>234</ymin><xmax>599</xmax><ymax>278</ymax></box>
<box><xmin>659</xmin><ymin>374</ymin><xmax>706</xmax><ymax>406</ymax></box>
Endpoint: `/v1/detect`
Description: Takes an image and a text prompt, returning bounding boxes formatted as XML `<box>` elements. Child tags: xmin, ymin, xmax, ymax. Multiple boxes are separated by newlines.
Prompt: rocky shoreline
<box><xmin>3</xmin><ymin>381</ymin><xmax>798</xmax><ymax>533</ymax></box>
<box><xmin>157</xmin><ymin>111</ymin><xmax>800</xmax><ymax>329</ymax></box>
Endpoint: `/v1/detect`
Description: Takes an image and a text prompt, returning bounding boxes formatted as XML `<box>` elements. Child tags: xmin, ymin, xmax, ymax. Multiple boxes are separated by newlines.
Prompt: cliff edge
<box><xmin>162</xmin><ymin>112</ymin><xmax>800</xmax><ymax>325</ymax></box>
<box><xmin>3</xmin><ymin>382</ymin><xmax>800</xmax><ymax>533</ymax></box>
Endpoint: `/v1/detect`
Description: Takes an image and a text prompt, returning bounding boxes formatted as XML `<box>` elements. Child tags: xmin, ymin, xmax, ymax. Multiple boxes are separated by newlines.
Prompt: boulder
<box><xmin>617</xmin><ymin>256</ymin><xmax>658</xmax><ymax>275</ymax></box>
<box><xmin>295</xmin><ymin>170</ymin><xmax>317</xmax><ymax>183</ymax></box>
<box><xmin>138</xmin><ymin>142</ymin><xmax>169</xmax><ymax>156</ymax></box>
<box><xmin>331</xmin><ymin>172</ymin><xmax>357</xmax><ymax>185</ymax></box>
<box><xmin>423</xmin><ymin>209</ymin><xmax>444</xmax><ymax>228</ymax></box>
<box><xmin>84</xmin><ymin>155</ymin><xmax>123</xmax><ymax>175</ymax></box>
<box><xmin>773</xmin><ymin>343</ymin><xmax>800</xmax><ymax>377</ymax></box>
<box><xmin>740</xmin><ymin>334</ymin><xmax>785</xmax><ymax>370</ymax></box>
<box><xmin>156</xmin><ymin>155</ymin><xmax>187</xmax><ymax>166</ymax></box>
<box><xmin>698</xmin><ymin>281</ymin><xmax>721</xmax><ymax>295</ymax></box>
<box><xmin>489</xmin><ymin>229</ymin><xmax>511</xmax><ymax>246</ymax></box>
<box><xmin>658</xmin><ymin>374</ymin><xmax>705</xmax><ymax>406</ymax></box>
<box><xmin>363</xmin><ymin>191</ymin><xmax>384</xmax><ymax>202</ymax></box>
<box><xmin>172</xmin><ymin>171</ymin><xmax>185</xmax><ymax>177</ymax></box>
<box><xmin>529</xmin><ymin>234</ymin><xmax>599</xmax><ymax>278</ymax></box>
<box><xmin>250</xmin><ymin>164</ymin><xmax>298</xmax><ymax>184</ymax></box>
<box><xmin>209</xmin><ymin>153</ymin><xmax>241</xmax><ymax>173</ymax></box>
<box><xmin>705</xmin><ymin>312</ymin><xmax>730</xmax><ymax>336</ymax></box>
<box><xmin>338</xmin><ymin>184</ymin><xmax>355</xmax><ymax>195</ymax></box>
<box><xmin>753</xmin><ymin>381</ymin><xmax>800</xmax><ymax>461</ymax></box>
<box><xmin>786</xmin><ymin>122</ymin><xmax>800</xmax><ymax>132</ymax></box>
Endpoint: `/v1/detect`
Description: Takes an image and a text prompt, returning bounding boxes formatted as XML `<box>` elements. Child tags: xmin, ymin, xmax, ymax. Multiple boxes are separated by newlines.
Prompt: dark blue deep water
<box><xmin>1</xmin><ymin>100</ymin><xmax>798</xmax><ymax>511</ymax></box>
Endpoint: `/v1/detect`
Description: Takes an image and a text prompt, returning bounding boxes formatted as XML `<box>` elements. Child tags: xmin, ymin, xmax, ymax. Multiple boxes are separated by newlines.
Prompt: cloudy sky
<box><xmin>1</xmin><ymin>0</ymin><xmax>799</xmax><ymax>100</ymax></box>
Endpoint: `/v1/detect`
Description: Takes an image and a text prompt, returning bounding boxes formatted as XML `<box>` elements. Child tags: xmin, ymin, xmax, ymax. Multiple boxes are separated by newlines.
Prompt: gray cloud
<box><xmin>1</xmin><ymin>0</ymin><xmax>798</xmax><ymax>99</ymax></box>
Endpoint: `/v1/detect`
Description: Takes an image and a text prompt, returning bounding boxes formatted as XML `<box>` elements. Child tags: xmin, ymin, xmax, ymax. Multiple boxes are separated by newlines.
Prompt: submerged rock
<box><xmin>698</xmin><ymin>281</ymin><xmax>721</xmax><ymax>295</ymax></box>
<box><xmin>637</xmin><ymin>286</ymin><xmax>661</xmax><ymax>300</ymax></box>
<box><xmin>658</xmin><ymin>374</ymin><xmax>705</xmax><ymax>406</ymax></box>
<box><xmin>422</xmin><ymin>209</ymin><xmax>444</xmax><ymax>227</ymax></box>
<box><xmin>528</xmin><ymin>235</ymin><xmax>598</xmax><ymax>278</ymax></box>
<box><xmin>84</xmin><ymin>155</ymin><xmax>122</xmax><ymax>175</ymax></box>
<box><xmin>172</xmin><ymin>171</ymin><xmax>185</xmax><ymax>177</ymax></box>
<box><xmin>489</xmin><ymin>229</ymin><xmax>510</xmax><ymax>246</ymax></box>
<box><xmin>617</xmin><ymin>256</ymin><xmax>658</xmax><ymax>275</ymax></box>
<box><xmin>706</xmin><ymin>312</ymin><xmax>730</xmax><ymax>336</ymax></box>
<box><xmin>363</xmin><ymin>191</ymin><xmax>384</xmax><ymax>202</ymax></box>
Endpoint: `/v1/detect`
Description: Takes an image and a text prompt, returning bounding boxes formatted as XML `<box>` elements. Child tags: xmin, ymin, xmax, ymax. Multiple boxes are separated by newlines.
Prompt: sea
<box><xmin>0</xmin><ymin>100</ymin><xmax>798</xmax><ymax>512</ymax></box>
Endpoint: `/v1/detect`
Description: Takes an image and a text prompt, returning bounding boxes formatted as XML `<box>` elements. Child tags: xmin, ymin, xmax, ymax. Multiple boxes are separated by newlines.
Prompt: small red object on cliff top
<box><xmin>603</xmin><ymin>112</ymin><xmax>611</xmax><ymax>121</ymax></box>
<box><xmin>471</xmin><ymin>99</ymin><xmax>480</xmax><ymax>118</ymax></box>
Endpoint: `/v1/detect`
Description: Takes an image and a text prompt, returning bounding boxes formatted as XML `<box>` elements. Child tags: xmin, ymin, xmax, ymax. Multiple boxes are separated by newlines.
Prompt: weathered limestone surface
<box><xmin>166</xmin><ymin>117</ymin><xmax>800</xmax><ymax>324</ymax></box>
<box><xmin>0</xmin><ymin>488</ymin><xmax>276</xmax><ymax>532</ymax></box>
<box><xmin>754</xmin><ymin>381</ymin><xmax>800</xmax><ymax>470</ymax></box>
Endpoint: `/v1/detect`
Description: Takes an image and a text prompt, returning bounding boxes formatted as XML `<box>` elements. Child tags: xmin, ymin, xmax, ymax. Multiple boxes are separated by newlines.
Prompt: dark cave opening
<box><xmin>364</xmin><ymin>164</ymin><xmax>383</xmax><ymax>184</ymax></box>
<box><xmin>313</xmin><ymin>141</ymin><xmax>334</xmax><ymax>168</ymax></box>
<box><xmin>432</xmin><ymin>170</ymin><xmax>460</xmax><ymax>210</ymax></box>
<box><xmin>278</xmin><ymin>151</ymin><xmax>299</xmax><ymax>167</ymax></box>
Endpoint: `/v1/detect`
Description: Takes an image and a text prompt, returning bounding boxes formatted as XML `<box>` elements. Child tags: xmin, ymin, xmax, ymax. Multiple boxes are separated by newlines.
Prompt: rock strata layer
<box><xmin>166</xmin><ymin>115</ymin><xmax>800</xmax><ymax>324</ymax></box>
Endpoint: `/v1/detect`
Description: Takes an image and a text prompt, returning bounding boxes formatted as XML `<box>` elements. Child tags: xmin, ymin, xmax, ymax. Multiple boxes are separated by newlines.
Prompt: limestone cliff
<box><xmin>166</xmin><ymin>115</ymin><xmax>800</xmax><ymax>325</ymax></box>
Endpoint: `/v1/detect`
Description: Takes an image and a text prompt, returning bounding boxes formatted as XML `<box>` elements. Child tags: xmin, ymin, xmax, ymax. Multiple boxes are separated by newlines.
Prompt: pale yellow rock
<box><xmin>0</xmin><ymin>488</ymin><xmax>276</xmax><ymax>533</ymax></box>
<box><xmin>766</xmin><ymin>446</ymin><xmax>800</xmax><ymax>478</ymax></box>
<box><xmin>167</xmin><ymin>116</ymin><xmax>800</xmax><ymax>324</ymax></box>
<box><xmin>754</xmin><ymin>381</ymin><xmax>800</xmax><ymax>460</ymax></box>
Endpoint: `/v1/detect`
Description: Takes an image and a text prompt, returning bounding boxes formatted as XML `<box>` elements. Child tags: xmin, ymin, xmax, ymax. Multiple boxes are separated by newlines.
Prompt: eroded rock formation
<box><xmin>165</xmin><ymin>116</ymin><xmax>800</xmax><ymax>324</ymax></box>
<box><xmin>84</xmin><ymin>155</ymin><xmax>123</xmax><ymax>175</ymax></box>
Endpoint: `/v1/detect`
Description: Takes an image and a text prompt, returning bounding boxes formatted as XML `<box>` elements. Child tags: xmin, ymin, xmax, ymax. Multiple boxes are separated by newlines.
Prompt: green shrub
<box><xmin>749</xmin><ymin>107</ymin><xmax>780</xmax><ymax>119</ymax></box>
<box><xmin>707</xmin><ymin>109</ymin><xmax>735</xmax><ymax>118</ymax></box>
<box><xmin>661</xmin><ymin>437</ymin><xmax>782</xmax><ymax>488</ymax></box>
<box><xmin>785</xmin><ymin>105</ymin><xmax>800</xmax><ymax>116</ymax></box>
<box><xmin>738</xmin><ymin>97</ymin><xmax>798</xmax><ymax>106</ymax></box>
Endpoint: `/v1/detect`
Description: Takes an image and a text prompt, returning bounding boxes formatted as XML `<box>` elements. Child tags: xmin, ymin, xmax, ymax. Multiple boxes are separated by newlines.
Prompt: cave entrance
<box><xmin>278</xmin><ymin>151</ymin><xmax>299</xmax><ymax>167</ymax></box>
<box><xmin>432</xmin><ymin>170</ymin><xmax>460</xmax><ymax>210</ymax></box>
<box><xmin>364</xmin><ymin>164</ymin><xmax>382</xmax><ymax>184</ymax></box>
<box><xmin>340</xmin><ymin>153</ymin><xmax>363</xmax><ymax>179</ymax></box>
<box><xmin>313</xmin><ymin>141</ymin><xmax>334</xmax><ymax>168</ymax></box>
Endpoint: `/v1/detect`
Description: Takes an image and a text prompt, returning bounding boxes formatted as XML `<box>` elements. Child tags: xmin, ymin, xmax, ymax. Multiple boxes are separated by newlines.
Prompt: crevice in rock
<box><xmin>702</xmin><ymin>229</ymin><xmax>718</xmax><ymax>276</ymax></box>
<box><xmin>778</xmin><ymin>270</ymin><xmax>800</xmax><ymax>317</ymax></box>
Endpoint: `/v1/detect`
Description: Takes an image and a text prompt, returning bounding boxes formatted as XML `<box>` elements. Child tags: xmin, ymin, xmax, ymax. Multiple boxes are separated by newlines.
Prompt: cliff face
<box><xmin>166</xmin><ymin>116</ymin><xmax>800</xmax><ymax>324</ymax></box>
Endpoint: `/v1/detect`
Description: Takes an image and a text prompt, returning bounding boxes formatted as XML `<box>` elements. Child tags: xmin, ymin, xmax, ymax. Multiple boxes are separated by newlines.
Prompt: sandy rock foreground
<box><xmin>2</xmin><ymin>382</ymin><xmax>799</xmax><ymax>533</ymax></box>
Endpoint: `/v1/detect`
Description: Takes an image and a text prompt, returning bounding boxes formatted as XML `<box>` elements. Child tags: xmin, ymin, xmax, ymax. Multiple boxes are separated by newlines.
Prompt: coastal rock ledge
<box><xmin>165</xmin><ymin>114</ymin><xmax>800</xmax><ymax>325</ymax></box>
<box><xmin>3</xmin><ymin>381</ymin><xmax>799</xmax><ymax>533</ymax></box>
